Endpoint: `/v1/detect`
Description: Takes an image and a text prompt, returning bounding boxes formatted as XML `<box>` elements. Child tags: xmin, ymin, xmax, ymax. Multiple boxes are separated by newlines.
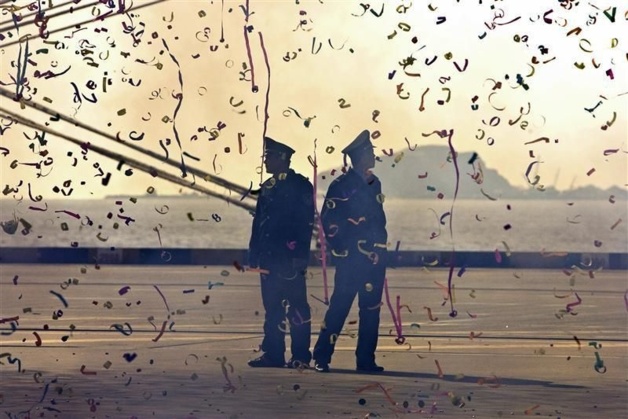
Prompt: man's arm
<box><xmin>290</xmin><ymin>179</ymin><xmax>315</xmax><ymax>268</ymax></box>
<box><xmin>320</xmin><ymin>181</ymin><xmax>349</xmax><ymax>255</ymax></box>
<box><xmin>282</xmin><ymin>179</ymin><xmax>314</xmax><ymax>263</ymax></box>
<box><xmin>247</xmin><ymin>198</ymin><xmax>262</xmax><ymax>267</ymax></box>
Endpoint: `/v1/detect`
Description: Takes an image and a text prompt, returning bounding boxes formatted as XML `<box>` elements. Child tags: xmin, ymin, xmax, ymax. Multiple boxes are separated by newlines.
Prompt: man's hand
<box><xmin>248</xmin><ymin>252</ymin><xmax>259</xmax><ymax>269</ymax></box>
<box><xmin>292</xmin><ymin>258</ymin><xmax>308</xmax><ymax>273</ymax></box>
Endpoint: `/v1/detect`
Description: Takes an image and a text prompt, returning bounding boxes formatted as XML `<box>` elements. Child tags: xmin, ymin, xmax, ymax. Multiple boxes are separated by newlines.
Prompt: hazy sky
<box><xmin>1</xmin><ymin>0</ymin><xmax>626</xmax><ymax>200</ymax></box>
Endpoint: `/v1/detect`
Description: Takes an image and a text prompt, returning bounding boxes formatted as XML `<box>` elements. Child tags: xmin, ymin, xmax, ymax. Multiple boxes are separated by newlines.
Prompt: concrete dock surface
<box><xmin>0</xmin><ymin>265</ymin><xmax>626</xmax><ymax>418</ymax></box>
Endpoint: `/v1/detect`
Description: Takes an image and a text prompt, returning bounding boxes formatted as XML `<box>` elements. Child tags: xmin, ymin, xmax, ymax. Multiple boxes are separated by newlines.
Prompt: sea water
<box><xmin>1</xmin><ymin>197</ymin><xmax>626</xmax><ymax>253</ymax></box>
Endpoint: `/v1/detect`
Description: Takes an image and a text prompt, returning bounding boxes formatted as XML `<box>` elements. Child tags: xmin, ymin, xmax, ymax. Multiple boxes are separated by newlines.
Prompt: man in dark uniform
<box><xmin>247</xmin><ymin>137</ymin><xmax>315</xmax><ymax>368</ymax></box>
<box><xmin>313</xmin><ymin>130</ymin><xmax>388</xmax><ymax>373</ymax></box>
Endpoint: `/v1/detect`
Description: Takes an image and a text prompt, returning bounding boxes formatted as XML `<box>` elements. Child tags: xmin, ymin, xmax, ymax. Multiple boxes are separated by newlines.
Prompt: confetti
<box><xmin>0</xmin><ymin>2</ymin><xmax>626</xmax><ymax>417</ymax></box>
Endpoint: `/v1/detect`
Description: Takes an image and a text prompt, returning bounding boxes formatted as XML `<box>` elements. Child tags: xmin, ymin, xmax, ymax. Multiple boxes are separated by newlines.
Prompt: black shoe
<box><xmin>247</xmin><ymin>355</ymin><xmax>285</xmax><ymax>368</ymax></box>
<box><xmin>314</xmin><ymin>362</ymin><xmax>330</xmax><ymax>373</ymax></box>
<box><xmin>356</xmin><ymin>363</ymin><xmax>384</xmax><ymax>373</ymax></box>
<box><xmin>286</xmin><ymin>359</ymin><xmax>310</xmax><ymax>369</ymax></box>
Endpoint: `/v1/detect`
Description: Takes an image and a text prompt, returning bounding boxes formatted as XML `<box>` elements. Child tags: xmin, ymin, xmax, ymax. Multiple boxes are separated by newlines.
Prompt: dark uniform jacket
<box><xmin>321</xmin><ymin>168</ymin><xmax>387</xmax><ymax>260</ymax></box>
<box><xmin>248</xmin><ymin>169</ymin><xmax>315</xmax><ymax>269</ymax></box>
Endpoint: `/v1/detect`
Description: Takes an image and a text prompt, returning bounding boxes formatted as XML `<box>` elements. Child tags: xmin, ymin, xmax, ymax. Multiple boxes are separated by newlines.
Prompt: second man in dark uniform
<box><xmin>313</xmin><ymin>130</ymin><xmax>388</xmax><ymax>373</ymax></box>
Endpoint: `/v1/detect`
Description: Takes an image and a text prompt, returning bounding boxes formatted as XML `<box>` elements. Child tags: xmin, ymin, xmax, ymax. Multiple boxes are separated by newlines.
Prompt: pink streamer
<box><xmin>443</xmin><ymin>129</ymin><xmax>460</xmax><ymax>317</ymax></box>
<box><xmin>565</xmin><ymin>292</ymin><xmax>582</xmax><ymax>313</ymax></box>
<box><xmin>383</xmin><ymin>278</ymin><xmax>404</xmax><ymax>342</ymax></box>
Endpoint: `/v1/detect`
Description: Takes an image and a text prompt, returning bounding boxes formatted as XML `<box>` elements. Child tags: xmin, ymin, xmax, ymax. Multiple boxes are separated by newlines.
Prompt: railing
<box><xmin>0</xmin><ymin>247</ymin><xmax>625</xmax><ymax>269</ymax></box>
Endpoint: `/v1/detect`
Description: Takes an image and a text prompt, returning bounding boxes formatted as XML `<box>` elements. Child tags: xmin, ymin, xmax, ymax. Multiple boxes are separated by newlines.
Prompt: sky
<box><xmin>0</xmin><ymin>0</ymin><xmax>627</xmax><ymax>201</ymax></box>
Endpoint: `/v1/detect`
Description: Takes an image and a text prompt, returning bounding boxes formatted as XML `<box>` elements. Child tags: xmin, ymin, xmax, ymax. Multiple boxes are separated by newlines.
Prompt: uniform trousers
<box><xmin>260</xmin><ymin>266</ymin><xmax>312</xmax><ymax>364</ymax></box>
<box><xmin>313</xmin><ymin>252</ymin><xmax>386</xmax><ymax>366</ymax></box>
